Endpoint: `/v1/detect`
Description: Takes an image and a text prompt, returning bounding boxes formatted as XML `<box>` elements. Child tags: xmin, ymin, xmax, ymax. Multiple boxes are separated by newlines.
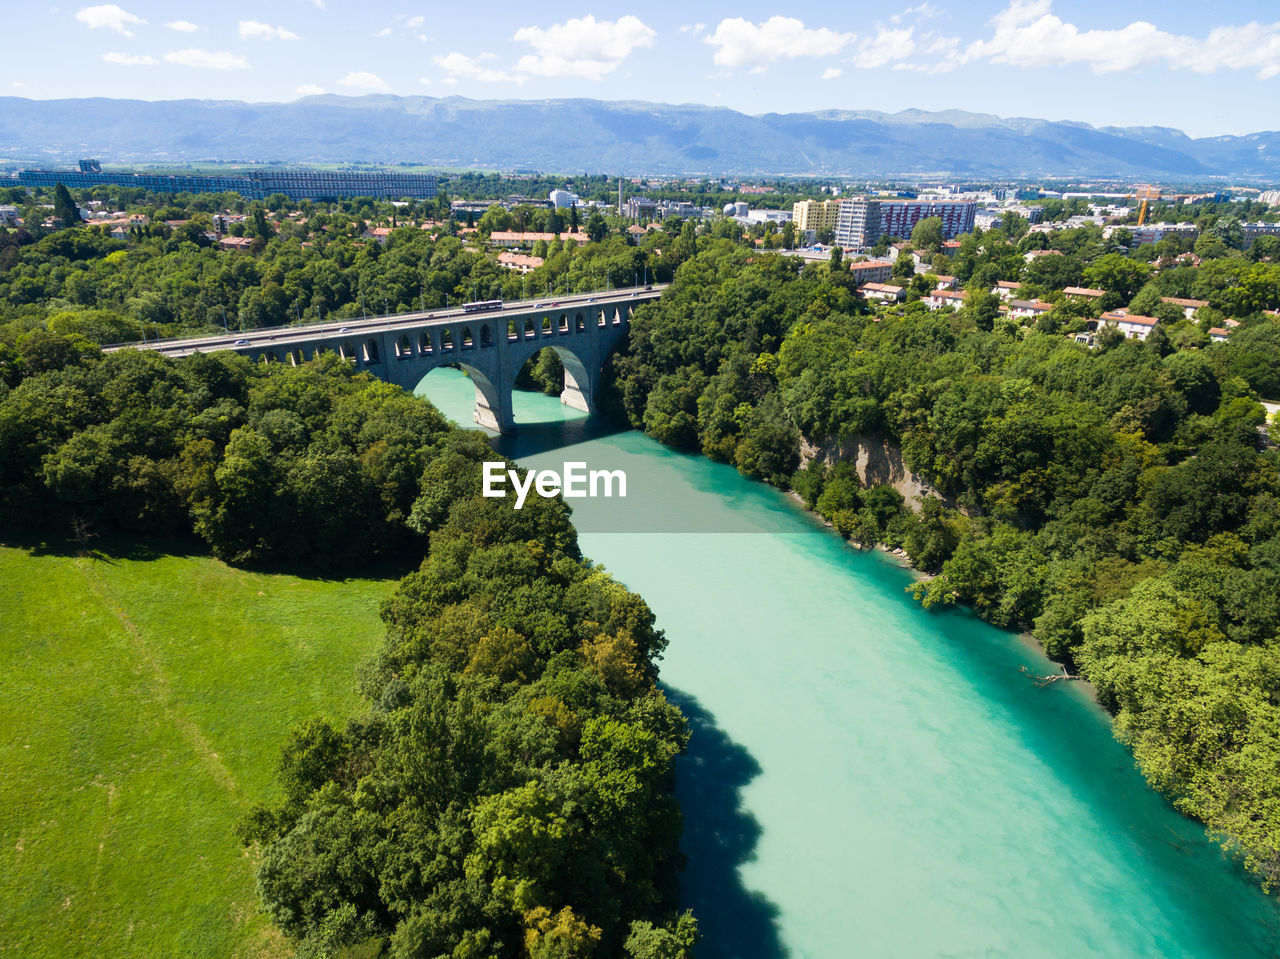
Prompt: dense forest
<box><xmin>7</xmin><ymin>181</ymin><xmax>1280</xmax><ymax>904</ymax></box>
<box><xmin>0</xmin><ymin>344</ymin><xmax>696</xmax><ymax>957</ymax></box>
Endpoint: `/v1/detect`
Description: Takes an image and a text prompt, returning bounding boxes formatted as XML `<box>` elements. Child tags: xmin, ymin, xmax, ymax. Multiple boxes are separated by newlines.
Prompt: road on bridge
<box><xmin>111</xmin><ymin>286</ymin><xmax>668</xmax><ymax>358</ymax></box>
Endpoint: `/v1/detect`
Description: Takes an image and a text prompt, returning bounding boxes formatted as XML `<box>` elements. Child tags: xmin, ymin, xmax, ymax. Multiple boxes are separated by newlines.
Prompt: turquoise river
<box><xmin>418</xmin><ymin>368</ymin><xmax>1280</xmax><ymax>959</ymax></box>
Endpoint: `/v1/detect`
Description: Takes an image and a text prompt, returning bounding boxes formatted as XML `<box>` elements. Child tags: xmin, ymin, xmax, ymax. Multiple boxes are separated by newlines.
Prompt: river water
<box><xmin>417</xmin><ymin>368</ymin><xmax>1280</xmax><ymax>959</ymax></box>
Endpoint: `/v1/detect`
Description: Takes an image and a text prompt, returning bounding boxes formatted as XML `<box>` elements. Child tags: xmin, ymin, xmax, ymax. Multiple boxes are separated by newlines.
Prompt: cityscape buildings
<box><xmin>12</xmin><ymin>168</ymin><xmax>439</xmax><ymax>201</ymax></box>
<box><xmin>835</xmin><ymin>198</ymin><xmax>977</xmax><ymax>249</ymax></box>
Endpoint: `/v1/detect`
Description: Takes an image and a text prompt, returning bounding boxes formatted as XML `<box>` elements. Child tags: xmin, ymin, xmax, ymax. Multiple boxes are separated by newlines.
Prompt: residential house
<box><xmin>1008</xmin><ymin>299</ymin><xmax>1055</xmax><ymax>320</ymax></box>
<box><xmin>993</xmin><ymin>280</ymin><xmax>1022</xmax><ymax>300</ymax></box>
<box><xmin>1024</xmin><ymin>249</ymin><xmax>1063</xmax><ymax>264</ymax></box>
<box><xmin>1208</xmin><ymin>327</ymin><xmax>1231</xmax><ymax>343</ymax></box>
<box><xmin>925</xmin><ymin>289</ymin><xmax>967</xmax><ymax>311</ymax></box>
<box><xmin>862</xmin><ymin>282</ymin><xmax>906</xmax><ymax>303</ymax></box>
<box><xmin>497</xmin><ymin>251</ymin><xmax>544</xmax><ymax>274</ymax></box>
<box><xmin>1161</xmin><ymin>296</ymin><xmax>1209</xmax><ymax>320</ymax></box>
<box><xmin>847</xmin><ymin>259</ymin><xmax>894</xmax><ymax>288</ymax></box>
<box><xmin>887</xmin><ymin>244</ymin><xmax>926</xmax><ymax>270</ymax></box>
<box><xmin>932</xmin><ymin>274</ymin><xmax>959</xmax><ymax>290</ymax></box>
<box><xmin>488</xmin><ymin>230</ymin><xmax>591</xmax><ymax>249</ymax></box>
<box><xmin>1100</xmin><ymin>310</ymin><xmax>1158</xmax><ymax>341</ymax></box>
<box><xmin>1062</xmin><ymin>286</ymin><xmax>1107</xmax><ymax>302</ymax></box>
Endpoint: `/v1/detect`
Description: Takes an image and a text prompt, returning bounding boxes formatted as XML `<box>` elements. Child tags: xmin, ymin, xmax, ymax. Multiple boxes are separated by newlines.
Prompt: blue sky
<box><xmin>9</xmin><ymin>1</ymin><xmax>1280</xmax><ymax>137</ymax></box>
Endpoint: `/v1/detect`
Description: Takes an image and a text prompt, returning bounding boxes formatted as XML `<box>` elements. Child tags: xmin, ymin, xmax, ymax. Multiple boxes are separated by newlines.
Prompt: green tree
<box><xmin>910</xmin><ymin>217</ymin><xmax>944</xmax><ymax>253</ymax></box>
<box><xmin>53</xmin><ymin>183</ymin><xmax>82</xmax><ymax>226</ymax></box>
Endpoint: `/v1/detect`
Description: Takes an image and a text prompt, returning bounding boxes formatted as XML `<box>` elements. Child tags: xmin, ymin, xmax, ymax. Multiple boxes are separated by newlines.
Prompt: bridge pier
<box><xmin>557</xmin><ymin>348</ymin><xmax>596</xmax><ymax>414</ymax></box>
<box><xmin>473</xmin><ymin>390</ymin><xmax>515</xmax><ymax>433</ymax></box>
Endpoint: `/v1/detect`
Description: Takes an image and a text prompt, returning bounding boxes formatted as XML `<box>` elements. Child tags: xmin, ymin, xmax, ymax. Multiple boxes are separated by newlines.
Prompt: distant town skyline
<box><xmin>8</xmin><ymin>1</ymin><xmax>1280</xmax><ymax>138</ymax></box>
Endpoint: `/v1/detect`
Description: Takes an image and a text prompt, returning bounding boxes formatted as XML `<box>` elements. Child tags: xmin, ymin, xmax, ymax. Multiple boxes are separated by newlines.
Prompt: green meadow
<box><xmin>0</xmin><ymin>540</ymin><xmax>397</xmax><ymax>958</ymax></box>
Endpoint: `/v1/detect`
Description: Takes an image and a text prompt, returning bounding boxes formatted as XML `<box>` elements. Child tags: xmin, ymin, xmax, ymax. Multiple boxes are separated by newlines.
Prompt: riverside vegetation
<box><xmin>5</xmin><ymin>183</ymin><xmax>1280</xmax><ymax>927</ymax></box>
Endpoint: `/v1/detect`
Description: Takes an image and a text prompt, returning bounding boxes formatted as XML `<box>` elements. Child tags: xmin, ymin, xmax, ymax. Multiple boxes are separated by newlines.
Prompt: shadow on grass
<box><xmin>0</xmin><ymin>528</ymin><xmax>206</xmax><ymax>564</ymax></box>
<box><xmin>663</xmin><ymin>687</ymin><xmax>788</xmax><ymax>959</ymax></box>
<box><xmin>0</xmin><ymin>527</ymin><xmax>415</xmax><ymax>583</ymax></box>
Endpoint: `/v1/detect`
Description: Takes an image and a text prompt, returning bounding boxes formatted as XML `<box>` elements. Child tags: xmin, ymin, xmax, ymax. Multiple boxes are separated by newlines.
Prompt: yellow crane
<box><xmin>1135</xmin><ymin>185</ymin><xmax>1161</xmax><ymax>226</ymax></box>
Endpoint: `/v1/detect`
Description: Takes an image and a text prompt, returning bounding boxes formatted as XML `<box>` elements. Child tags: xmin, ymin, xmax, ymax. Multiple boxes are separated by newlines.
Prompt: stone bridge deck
<box><xmin>114</xmin><ymin>286</ymin><xmax>665</xmax><ymax>432</ymax></box>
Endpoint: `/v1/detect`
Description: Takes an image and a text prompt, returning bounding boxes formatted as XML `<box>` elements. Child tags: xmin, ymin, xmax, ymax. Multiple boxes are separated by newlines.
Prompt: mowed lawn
<box><xmin>0</xmin><ymin>541</ymin><xmax>398</xmax><ymax>958</ymax></box>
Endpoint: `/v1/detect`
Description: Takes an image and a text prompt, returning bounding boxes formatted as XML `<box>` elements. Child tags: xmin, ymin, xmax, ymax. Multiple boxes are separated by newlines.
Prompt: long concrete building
<box><xmin>13</xmin><ymin>168</ymin><xmax>438</xmax><ymax>201</ymax></box>
<box><xmin>835</xmin><ymin>198</ymin><xmax>977</xmax><ymax>249</ymax></box>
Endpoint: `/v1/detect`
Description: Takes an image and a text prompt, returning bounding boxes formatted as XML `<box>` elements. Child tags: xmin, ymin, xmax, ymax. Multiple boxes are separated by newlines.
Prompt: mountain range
<box><xmin>2</xmin><ymin>95</ymin><xmax>1279</xmax><ymax>181</ymax></box>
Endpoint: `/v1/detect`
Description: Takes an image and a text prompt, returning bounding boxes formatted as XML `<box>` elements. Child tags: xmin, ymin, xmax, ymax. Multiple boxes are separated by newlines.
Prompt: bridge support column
<box><xmin>473</xmin><ymin>382</ymin><xmax>516</xmax><ymax>433</ymax></box>
<box><xmin>560</xmin><ymin>368</ymin><xmax>593</xmax><ymax>413</ymax></box>
<box><xmin>556</xmin><ymin>344</ymin><xmax>601</xmax><ymax>414</ymax></box>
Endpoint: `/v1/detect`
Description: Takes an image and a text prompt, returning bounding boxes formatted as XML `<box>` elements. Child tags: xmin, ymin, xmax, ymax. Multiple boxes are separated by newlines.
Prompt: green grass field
<box><xmin>0</xmin><ymin>539</ymin><xmax>398</xmax><ymax>958</ymax></box>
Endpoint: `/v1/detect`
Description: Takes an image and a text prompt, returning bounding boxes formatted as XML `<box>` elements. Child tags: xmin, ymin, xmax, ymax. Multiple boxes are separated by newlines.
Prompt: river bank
<box><xmin>787</xmin><ymin>487</ymin><xmax>936</xmax><ymax>580</ymax></box>
<box><xmin>416</xmin><ymin>369</ymin><xmax>1280</xmax><ymax>959</ymax></box>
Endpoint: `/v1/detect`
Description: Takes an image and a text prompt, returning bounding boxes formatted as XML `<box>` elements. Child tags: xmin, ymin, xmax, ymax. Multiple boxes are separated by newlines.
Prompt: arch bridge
<box><xmin>117</xmin><ymin>287</ymin><xmax>664</xmax><ymax>433</ymax></box>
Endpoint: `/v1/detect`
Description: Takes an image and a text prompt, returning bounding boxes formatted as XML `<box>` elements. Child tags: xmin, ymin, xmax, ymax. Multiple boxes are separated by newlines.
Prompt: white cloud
<box><xmin>434</xmin><ymin>52</ymin><xmax>525</xmax><ymax>85</ymax></box>
<box><xmin>373</xmin><ymin>26</ymin><xmax>391</xmax><ymax>37</ymax></box>
<box><xmin>102</xmin><ymin>51</ymin><xmax>156</xmax><ymax>65</ymax></box>
<box><xmin>239</xmin><ymin>20</ymin><xmax>299</xmax><ymax>41</ymax></box>
<box><xmin>679</xmin><ymin>23</ymin><xmax>706</xmax><ymax>36</ymax></box>
<box><xmin>163</xmin><ymin>49</ymin><xmax>250</xmax><ymax>70</ymax></box>
<box><xmin>418</xmin><ymin>77</ymin><xmax>431</xmax><ymax>85</ymax></box>
<box><xmin>834</xmin><ymin>6</ymin><xmax>962</xmax><ymax>74</ymax></box>
<box><xmin>295</xmin><ymin>84</ymin><xmax>324</xmax><ymax>95</ymax></box>
<box><xmin>512</xmin><ymin>14</ymin><xmax>655</xmax><ymax>80</ymax></box>
<box><xmin>12</xmin><ymin>81</ymin><xmax>26</xmax><ymax>88</ymax></box>
<box><xmin>964</xmin><ymin>1</ymin><xmax>1280</xmax><ymax>79</ymax></box>
<box><xmin>406</xmin><ymin>15</ymin><xmax>424</xmax><ymax>29</ymax></box>
<box><xmin>891</xmin><ymin>3</ymin><xmax>940</xmax><ymax>26</ymax></box>
<box><xmin>705</xmin><ymin>16</ymin><xmax>854</xmax><ymax>70</ymax></box>
<box><xmin>309</xmin><ymin>0</ymin><xmax>324</xmax><ymax>7</ymax></box>
<box><xmin>851</xmin><ymin>26</ymin><xmax>917</xmax><ymax>69</ymax></box>
<box><xmin>75</xmin><ymin>4</ymin><xmax>144</xmax><ymax>37</ymax></box>
<box><xmin>164</xmin><ymin>20</ymin><xmax>198</xmax><ymax>32</ymax></box>
<box><xmin>338</xmin><ymin>71</ymin><xmax>390</xmax><ymax>90</ymax></box>
<box><xmin>821</xmin><ymin>66</ymin><xmax>843</xmax><ymax>80</ymax></box>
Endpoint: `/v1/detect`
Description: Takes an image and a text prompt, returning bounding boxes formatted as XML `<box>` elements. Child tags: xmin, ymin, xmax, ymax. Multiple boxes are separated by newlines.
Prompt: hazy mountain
<box><xmin>1</xmin><ymin>94</ymin><xmax>1277</xmax><ymax>180</ymax></box>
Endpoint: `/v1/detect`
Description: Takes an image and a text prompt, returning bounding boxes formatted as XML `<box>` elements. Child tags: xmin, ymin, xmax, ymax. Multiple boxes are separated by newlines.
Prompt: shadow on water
<box><xmin>663</xmin><ymin>686</ymin><xmax>789</xmax><ymax>959</ymax></box>
<box><xmin>490</xmin><ymin>410</ymin><xmax>631</xmax><ymax>460</ymax></box>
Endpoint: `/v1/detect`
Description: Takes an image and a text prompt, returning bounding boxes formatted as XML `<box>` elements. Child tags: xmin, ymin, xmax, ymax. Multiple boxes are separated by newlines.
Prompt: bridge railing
<box><xmin>103</xmin><ymin>285</ymin><xmax>666</xmax><ymax>353</ymax></box>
